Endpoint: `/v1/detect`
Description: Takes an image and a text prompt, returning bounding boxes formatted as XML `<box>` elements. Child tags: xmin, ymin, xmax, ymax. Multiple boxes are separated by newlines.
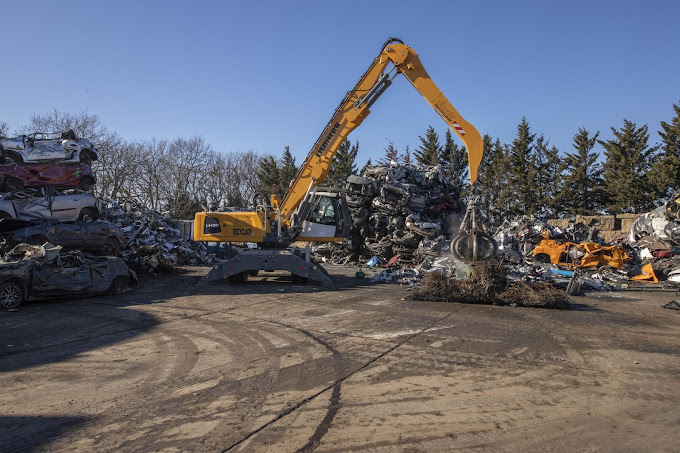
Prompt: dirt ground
<box><xmin>1</xmin><ymin>265</ymin><xmax>680</xmax><ymax>453</ymax></box>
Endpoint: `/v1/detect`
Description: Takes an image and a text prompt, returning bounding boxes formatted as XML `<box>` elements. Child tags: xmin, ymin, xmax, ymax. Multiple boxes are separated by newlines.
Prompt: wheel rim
<box><xmin>1</xmin><ymin>284</ymin><xmax>22</xmax><ymax>309</ymax></box>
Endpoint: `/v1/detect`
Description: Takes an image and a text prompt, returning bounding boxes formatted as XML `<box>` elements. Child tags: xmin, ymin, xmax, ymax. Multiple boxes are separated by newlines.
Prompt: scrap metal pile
<box><xmin>314</xmin><ymin>163</ymin><xmax>462</xmax><ymax>276</ymax></box>
<box><xmin>0</xmin><ymin>130</ymin><xmax>212</xmax><ymax>286</ymax></box>
<box><xmin>324</xmin><ymin>161</ymin><xmax>680</xmax><ymax>303</ymax></box>
<box><xmin>99</xmin><ymin>199</ymin><xmax>211</xmax><ymax>274</ymax></box>
<box><xmin>491</xmin><ymin>192</ymin><xmax>680</xmax><ymax>293</ymax></box>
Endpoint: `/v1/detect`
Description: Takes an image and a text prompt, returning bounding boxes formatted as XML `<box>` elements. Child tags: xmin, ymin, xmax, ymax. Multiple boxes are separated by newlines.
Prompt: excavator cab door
<box><xmin>297</xmin><ymin>189</ymin><xmax>349</xmax><ymax>242</ymax></box>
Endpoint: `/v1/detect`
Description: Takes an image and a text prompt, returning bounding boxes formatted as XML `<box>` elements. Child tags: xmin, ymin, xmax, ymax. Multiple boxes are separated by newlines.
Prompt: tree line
<box><xmin>2</xmin><ymin>100</ymin><xmax>679</xmax><ymax>221</ymax></box>
<box><xmin>2</xmin><ymin>111</ymin><xmax>261</xmax><ymax>219</ymax></box>
<box><xmin>346</xmin><ymin>101</ymin><xmax>680</xmax><ymax>223</ymax></box>
<box><xmin>472</xmin><ymin>103</ymin><xmax>680</xmax><ymax>223</ymax></box>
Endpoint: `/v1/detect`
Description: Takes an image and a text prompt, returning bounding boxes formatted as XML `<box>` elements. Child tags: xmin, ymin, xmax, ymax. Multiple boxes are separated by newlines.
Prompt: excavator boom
<box><xmin>194</xmin><ymin>38</ymin><xmax>486</xmax><ymax>286</ymax></box>
<box><xmin>392</xmin><ymin>45</ymin><xmax>484</xmax><ymax>184</ymax></box>
<box><xmin>279</xmin><ymin>38</ymin><xmax>484</xmax><ymax>226</ymax></box>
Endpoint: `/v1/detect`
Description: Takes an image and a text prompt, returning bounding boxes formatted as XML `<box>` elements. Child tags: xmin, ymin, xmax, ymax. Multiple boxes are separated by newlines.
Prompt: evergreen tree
<box><xmin>255</xmin><ymin>155</ymin><xmax>281</xmax><ymax>199</ymax></box>
<box><xmin>472</xmin><ymin>134</ymin><xmax>510</xmax><ymax>223</ymax></box>
<box><xmin>380</xmin><ymin>140</ymin><xmax>399</xmax><ymax>164</ymax></box>
<box><xmin>600</xmin><ymin>120</ymin><xmax>658</xmax><ymax>213</ymax></box>
<box><xmin>562</xmin><ymin>128</ymin><xmax>603</xmax><ymax>215</ymax></box>
<box><xmin>414</xmin><ymin>126</ymin><xmax>442</xmax><ymax>166</ymax></box>
<box><xmin>327</xmin><ymin>139</ymin><xmax>358</xmax><ymax>186</ymax></box>
<box><xmin>360</xmin><ymin>158</ymin><xmax>373</xmax><ymax>175</ymax></box>
<box><xmin>649</xmin><ymin>101</ymin><xmax>680</xmax><ymax>198</ymax></box>
<box><xmin>441</xmin><ymin>129</ymin><xmax>469</xmax><ymax>188</ymax></box>
<box><xmin>507</xmin><ymin>117</ymin><xmax>537</xmax><ymax>216</ymax></box>
<box><xmin>490</xmin><ymin>141</ymin><xmax>512</xmax><ymax>222</ymax></box>
<box><xmin>401</xmin><ymin>145</ymin><xmax>411</xmax><ymax>165</ymax></box>
<box><xmin>533</xmin><ymin>136</ymin><xmax>565</xmax><ymax>218</ymax></box>
<box><xmin>278</xmin><ymin>146</ymin><xmax>298</xmax><ymax>193</ymax></box>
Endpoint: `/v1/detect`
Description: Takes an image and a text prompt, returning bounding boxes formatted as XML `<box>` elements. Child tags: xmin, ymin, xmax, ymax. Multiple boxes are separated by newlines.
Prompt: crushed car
<box><xmin>0</xmin><ymin>129</ymin><xmax>98</xmax><ymax>165</ymax></box>
<box><xmin>0</xmin><ymin>163</ymin><xmax>96</xmax><ymax>192</ymax></box>
<box><xmin>0</xmin><ymin>243</ymin><xmax>137</xmax><ymax>310</ymax></box>
<box><xmin>1</xmin><ymin>220</ymin><xmax>125</xmax><ymax>256</ymax></box>
<box><xmin>0</xmin><ymin>187</ymin><xmax>99</xmax><ymax>222</ymax></box>
<box><xmin>532</xmin><ymin>239</ymin><xmax>629</xmax><ymax>270</ymax></box>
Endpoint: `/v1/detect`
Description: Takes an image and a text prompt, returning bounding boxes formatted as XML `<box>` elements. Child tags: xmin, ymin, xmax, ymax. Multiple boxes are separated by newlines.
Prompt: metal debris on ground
<box><xmin>99</xmin><ymin>199</ymin><xmax>211</xmax><ymax>274</ymax></box>
<box><xmin>489</xmin><ymin>193</ymin><xmax>680</xmax><ymax>296</ymax></box>
<box><xmin>662</xmin><ymin>300</ymin><xmax>680</xmax><ymax>310</ymax></box>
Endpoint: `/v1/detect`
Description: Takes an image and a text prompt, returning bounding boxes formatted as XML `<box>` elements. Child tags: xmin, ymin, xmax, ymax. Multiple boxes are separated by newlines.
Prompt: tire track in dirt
<box><xmin>34</xmin><ymin>293</ymin><xmax>278</xmax><ymax>450</ymax></box>
<box><xmin>71</xmin><ymin>308</ymin><xmax>338</xmax><ymax>452</ymax></box>
<box><xmin>6</xmin><ymin>283</ymin><xmax>446</xmax><ymax>451</ymax></box>
<box><xmin>76</xmin><ymin>316</ymin><xmax>284</xmax><ymax>452</ymax></box>
<box><xmin>221</xmin><ymin>315</ymin><xmax>448</xmax><ymax>453</ymax></box>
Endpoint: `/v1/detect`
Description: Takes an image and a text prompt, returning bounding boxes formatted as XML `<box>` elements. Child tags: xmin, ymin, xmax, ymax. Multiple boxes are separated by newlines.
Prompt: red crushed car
<box><xmin>0</xmin><ymin>163</ymin><xmax>96</xmax><ymax>192</ymax></box>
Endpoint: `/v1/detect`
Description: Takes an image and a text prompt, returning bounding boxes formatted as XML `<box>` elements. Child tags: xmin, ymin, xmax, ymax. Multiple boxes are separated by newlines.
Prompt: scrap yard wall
<box><xmin>547</xmin><ymin>214</ymin><xmax>639</xmax><ymax>242</ymax></box>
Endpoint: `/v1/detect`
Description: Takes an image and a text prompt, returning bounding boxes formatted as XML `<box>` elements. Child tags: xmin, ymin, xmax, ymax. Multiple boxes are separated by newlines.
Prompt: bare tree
<box><xmin>237</xmin><ymin>150</ymin><xmax>263</xmax><ymax>208</ymax></box>
<box><xmin>160</xmin><ymin>136</ymin><xmax>213</xmax><ymax>218</ymax></box>
<box><xmin>15</xmin><ymin>109</ymin><xmax>267</xmax><ymax>218</ymax></box>
<box><xmin>95</xmin><ymin>139</ymin><xmax>146</xmax><ymax>200</ymax></box>
<box><xmin>23</xmin><ymin>110</ymin><xmax>125</xmax><ymax>194</ymax></box>
<box><xmin>0</xmin><ymin>121</ymin><xmax>9</xmax><ymax>137</ymax></box>
<box><xmin>132</xmin><ymin>139</ymin><xmax>170</xmax><ymax>210</ymax></box>
<box><xmin>23</xmin><ymin>110</ymin><xmax>119</xmax><ymax>157</ymax></box>
<box><xmin>195</xmin><ymin>151</ymin><xmax>228</xmax><ymax>210</ymax></box>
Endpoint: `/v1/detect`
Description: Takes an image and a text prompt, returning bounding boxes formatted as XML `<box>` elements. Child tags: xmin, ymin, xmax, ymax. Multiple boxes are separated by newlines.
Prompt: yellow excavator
<box><xmin>194</xmin><ymin>38</ymin><xmax>487</xmax><ymax>285</ymax></box>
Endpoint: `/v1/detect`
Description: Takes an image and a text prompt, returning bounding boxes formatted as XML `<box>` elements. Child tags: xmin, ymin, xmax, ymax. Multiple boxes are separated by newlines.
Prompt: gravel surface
<box><xmin>1</xmin><ymin>266</ymin><xmax>679</xmax><ymax>452</ymax></box>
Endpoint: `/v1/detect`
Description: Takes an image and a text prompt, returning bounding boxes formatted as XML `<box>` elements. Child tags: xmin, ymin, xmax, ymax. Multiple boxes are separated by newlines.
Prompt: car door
<box><xmin>48</xmin><ymin>223</ymin><xmax>80</xmax><ymax>249</ymax></box>
<box><xmin>0</xmin><ymin>194</ymin><xmax>19</xmax><ymax>219</ymax></box>
<box><xmin>31</xmin><ymin>255</ymin><xmax>91</xmax><ymax>293</ymax></box>
<box><xmin>49</xmin><ymin>191</ymin><xmax>86</xmax><ymax>221</ymax></box>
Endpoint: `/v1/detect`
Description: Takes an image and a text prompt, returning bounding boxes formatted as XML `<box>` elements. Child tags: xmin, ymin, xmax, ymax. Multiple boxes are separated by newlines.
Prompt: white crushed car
<box><xmin>0</xmin><ymin>129</ymin><xmax>98</xmax><ymax>165</ymax></box>
<box><xmin>0</xmin><ymin>187</ymin><xmax>100</xmax><ymax>222</ymax></box>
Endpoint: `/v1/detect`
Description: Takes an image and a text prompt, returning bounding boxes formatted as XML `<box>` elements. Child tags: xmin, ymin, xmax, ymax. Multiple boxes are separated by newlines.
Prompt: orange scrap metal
<box><xmin>532</xmin><ymin>239</ymin><xmax>629</xmax><ymax>269</ymax></box>
<box><xmin>630</xmin><ymin>263</ymin><xmax>659</xmax><ymax>283</ymax></box>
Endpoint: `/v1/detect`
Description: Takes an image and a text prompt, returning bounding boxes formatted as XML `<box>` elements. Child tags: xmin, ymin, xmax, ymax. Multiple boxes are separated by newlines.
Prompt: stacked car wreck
<box><xmin>0</xmin><ymin>130</ymin><xmax>127</xmax><ymax>308</ymax></box>
<box><xmin>0</xmin><ymin>129</ymin><xmax>215</xmax><ymax>309</ymax></box>
<box><xmin>0</xmin><ymin>243</ymin><xmax>137</xmax><ymax>310</ymax></box>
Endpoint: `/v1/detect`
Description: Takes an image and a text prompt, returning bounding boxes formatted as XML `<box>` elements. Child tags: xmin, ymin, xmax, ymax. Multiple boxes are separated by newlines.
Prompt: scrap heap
<box><xmin>490</xmin><ymin>192</ymin><xmax>680</xmax><ymax>292</ymax></box>
<box><xmin>627</xmin><ymin>192</ymin><xmax>680</xmax><ymax>283</ymax></box>
<box><xmin>100</xmin><ymin>199</ymin><xmax>211</xmax><ymax>274</ymax></box>
<box><xmin>315</xmin><ymin>163</ymin><xmax>462</xmax><ymax>273</ymax></box>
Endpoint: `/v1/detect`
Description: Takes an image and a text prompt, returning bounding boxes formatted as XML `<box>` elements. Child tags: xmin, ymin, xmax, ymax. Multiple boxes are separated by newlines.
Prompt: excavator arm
<box><xmin>194</xmin><ymin>38</ymin><xmax>488</xmax><ymax>286</ymax></box>
<box><xmin>279</xmin><ymin>38</ymin><xmax>484</xmax><ymax>228</ymax></box>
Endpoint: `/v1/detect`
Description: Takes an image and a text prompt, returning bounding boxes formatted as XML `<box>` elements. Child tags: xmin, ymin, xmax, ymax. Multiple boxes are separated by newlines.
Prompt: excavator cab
<box><xmin>297</xmin><ymin>188</ymin><xmax>350</xmax><ymax>242</ymax></box>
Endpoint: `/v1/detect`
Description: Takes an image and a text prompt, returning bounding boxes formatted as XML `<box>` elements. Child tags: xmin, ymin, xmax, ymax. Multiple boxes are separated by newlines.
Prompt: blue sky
<box><xmin>1</xmin><ymin>0</ymin><xmax>678</xmax><ymax>167</ymax></box>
